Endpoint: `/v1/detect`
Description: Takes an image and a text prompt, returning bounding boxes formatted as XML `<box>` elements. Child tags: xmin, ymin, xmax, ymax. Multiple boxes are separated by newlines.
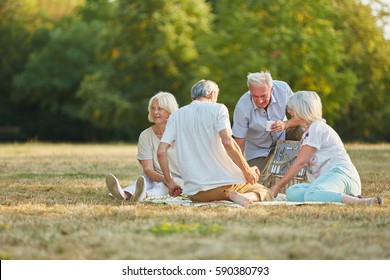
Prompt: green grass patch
<box><xmin>0</xmin><ymin>143</ymin><xmax>389</xmax><ymax>260</ymax></box>
<box><xmin>149</xmin><ymin>221</ymin><xmax>222</xmax><ymax>236</ymax></box>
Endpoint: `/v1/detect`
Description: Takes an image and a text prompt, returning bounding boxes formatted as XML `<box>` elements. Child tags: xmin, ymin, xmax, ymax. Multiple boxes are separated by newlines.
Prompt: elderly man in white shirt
<box><xmin>157</xmin><ymin>79</ymin><xmax>274</xmax><ymax>207</ymax></box>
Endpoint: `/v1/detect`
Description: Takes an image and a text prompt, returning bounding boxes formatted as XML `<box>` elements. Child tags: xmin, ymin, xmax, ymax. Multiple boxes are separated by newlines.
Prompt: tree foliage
<box><xmin>1</xmin><ymin>0</ymin><xmax>389</xmax><ymax>142</ymax></box>
<box><xmin>208</xmin><ymin>0</ymin><xmax>359</xmax><ymax>125</ymax></box>
<box><xmin>0</xmin><ymin>0</ymin><xmax>41</xmax><ymax>138</ymax></box>
<box><xmin>77</xmin><ymin>0</ymin><xmax>214</xmax><ymax>139</ymax></box>
<box><xmin>332</xmin><ymin>0</ymin><xmax>390</xmax><ymax>141</ymax></box>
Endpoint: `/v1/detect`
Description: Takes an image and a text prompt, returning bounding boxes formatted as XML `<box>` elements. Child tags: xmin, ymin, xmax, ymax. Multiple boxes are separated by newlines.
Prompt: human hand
<box><xmin>271</xmin><ymin>120</ymin><xmax>286</xmax><ymax>132</ymax></box>
<box><xmin>169</xmin><ymin>186</ymin><xmax>183</xmax><ymax>197</ymax></box>
<box><xmin>244</xmin><ymin>167</ymin><xmax>259</xmax><ymax>185</ymax></box>
<box><xmin>269</xmin><ymin>185</ymin><xmax>279</xmax><ymax>198</ymax></box>
<box><xmin>165</xmin><ymin>180</ymin><xmax>183</xmax><ymax>197</ymax></box>
<box><xmin>250</xmin><ymin>166</ymin><xmax>260</xmax><ymax>181</ymax></box>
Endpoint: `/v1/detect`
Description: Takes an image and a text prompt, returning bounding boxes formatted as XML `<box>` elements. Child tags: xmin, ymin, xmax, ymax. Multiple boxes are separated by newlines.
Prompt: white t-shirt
<box><xmin>301</xmin><ymin>120</ymin><xmax>361</xmax><ymax>186</ymax></box>
<box><xmin>161</xmin><ymin>101</ymin><xmax>245</xmax><ymax>195</ymax></box>
<box><xmin>137</xmin><ymin>127</ymin><xmax>181</xmax><ymax>178</ymax></box>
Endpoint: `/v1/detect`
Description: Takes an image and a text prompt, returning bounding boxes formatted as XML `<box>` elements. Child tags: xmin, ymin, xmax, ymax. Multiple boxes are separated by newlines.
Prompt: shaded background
<box><xmin>1</xmin><ymin>0</ymin><xmax>389</xmax><ymax>142</ymax></box>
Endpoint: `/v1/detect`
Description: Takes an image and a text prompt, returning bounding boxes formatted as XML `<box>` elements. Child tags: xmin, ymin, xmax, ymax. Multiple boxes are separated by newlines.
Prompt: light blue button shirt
<box><xmin>232</xmin><ymin>80</ymin><xmax>293</xmax><ymax>160</ymax></box>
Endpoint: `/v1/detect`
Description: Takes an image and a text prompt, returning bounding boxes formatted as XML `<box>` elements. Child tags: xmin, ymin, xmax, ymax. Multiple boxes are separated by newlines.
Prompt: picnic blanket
<box><xmin>144</xmin><ymin>194</ymin><xmax>343</xmax><ymax>207</ymax></box>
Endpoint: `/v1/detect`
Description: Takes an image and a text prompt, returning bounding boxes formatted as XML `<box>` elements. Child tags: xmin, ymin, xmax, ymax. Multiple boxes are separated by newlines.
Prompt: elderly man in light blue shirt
<box><xmin>232</xmin><ymin>71</ymin><xmax>303</xmax><ymax>176</ymax></box>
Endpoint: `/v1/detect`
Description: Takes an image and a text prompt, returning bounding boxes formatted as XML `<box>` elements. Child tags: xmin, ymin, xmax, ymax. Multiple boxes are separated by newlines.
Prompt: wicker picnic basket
<box><xmin>260</xmin><ymin>140</ymin><xmax>307</xmax><ymax>193</ymax></box>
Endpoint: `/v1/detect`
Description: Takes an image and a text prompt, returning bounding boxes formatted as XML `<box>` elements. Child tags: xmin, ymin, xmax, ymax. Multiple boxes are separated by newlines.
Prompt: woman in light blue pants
<box><xmin>286</xmin><ymin>167</ymin><xmax>360</xmax><ymax>203</ymax></box>
<box><xmin>270</xmin><ymin>91</ymin><xmax>382</xmax><ymax>205</ymax></box>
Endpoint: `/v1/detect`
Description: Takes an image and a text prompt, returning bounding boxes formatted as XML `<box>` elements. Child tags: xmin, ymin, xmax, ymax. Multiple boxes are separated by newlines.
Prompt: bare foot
<box><xmin>355</xmin><ymin>197</ymin><xmax>383</xmax><ymax>205</ymax></box>
<box><xmin>229</xmin><ymin>191</ymin><xmax>253</xmax><ymax>207</ymax></box>
<box><xmin>369</xmin><ymin>197</ymin><xmax>383</xmax><ymax>205</ymax></box>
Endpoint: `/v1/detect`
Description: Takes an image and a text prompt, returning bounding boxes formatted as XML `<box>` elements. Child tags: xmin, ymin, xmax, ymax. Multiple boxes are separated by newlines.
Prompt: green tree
<box><xmin>333</xmin><ymin>0</ymin><xmax>390</xmax><ymax>141</ymax></box>
<box><xmin>112</xmin><ymin>0</ymin><xmax>212</xmax><ymax>106</ymax></box>
<box><xmin>12</xmin><ymin>19</ymin><xmax>108</xmax><ymax>140</ymax></box>
<box><xmin>77</xmin><ymin>0</ymin><xmax>214</xmax><ymax>139</ymax></box>
<box><xmin>3</xmin><ymin>0</ymin><xmax>390</xmax><ymax>142</ymax></box>
<box><xmin>1</xmin><ymin>0</ymin><xmax>98</xmax><ymax>141</ymax></box>
<box><xmin>208</xmin><ymin>0</ymin><xmax>357</xmax><ymax>126</ymax></box>
<box><xmin>0</xmin><ymin>0</ymin><xmax>39</xmax><ymax>139</ymax></box>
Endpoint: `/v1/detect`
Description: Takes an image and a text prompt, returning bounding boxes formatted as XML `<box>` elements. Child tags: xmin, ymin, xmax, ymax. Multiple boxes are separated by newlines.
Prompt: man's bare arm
<box><xmin>157</xmin><ymin>142</ymin><xmax>182</xmax><ymax>196</ymax></box>
<box><xmin>234</xmin><ymin>137</ymin><xmax>245</xmax><ymax>154</ymax></box>
<box><xmin>220</xmin><ymin>129</ymin><xmax>258</xmax><ymax>184</ymax></box>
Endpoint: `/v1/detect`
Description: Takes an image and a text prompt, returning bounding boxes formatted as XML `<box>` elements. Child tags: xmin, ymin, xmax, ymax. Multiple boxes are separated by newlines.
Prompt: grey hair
<box><xmin>191</xmin><ymin>79</ymin><xmax>219</xmax><ymax>100</ymax></box>
<box><xmin>287</xmin><ymin>91</ymin><xmax>324</xmax><ymax>124</ymax></box>
<box><xmin>148</xmin><ymin>91</ymin><xmax>179</xmax><ymax>122</ymax></box>
<box><xmin>247</xmin><ymin>71</ymin><xmax>273</xmax><ymax>88</ymax></box>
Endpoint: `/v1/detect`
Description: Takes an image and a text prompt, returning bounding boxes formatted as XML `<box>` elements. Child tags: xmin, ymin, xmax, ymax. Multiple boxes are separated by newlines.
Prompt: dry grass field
<box><xmin>0</xmin><ymin>143</ymin><xmax>389</xmax><ymax>260</ymax></box>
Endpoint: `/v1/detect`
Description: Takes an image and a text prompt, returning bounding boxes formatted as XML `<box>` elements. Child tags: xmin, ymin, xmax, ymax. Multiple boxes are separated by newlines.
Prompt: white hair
<box><xmin>191</xmin><ymin>79</ymin><xmax>219</xmax><ymax>100</ymax></box>
<box><xmin>287</xmin><ymin>91</ymin><xmax>324</xmax><ymax>123</ymax></box>
<box><xmin>148</xmin><ymin>91</ymin><xmax>179</xmax><ymax>122</ymax></box>
<box><xmin>247</xmin><ymin>71</ymin><xmax>273</xmax><ymax>88</ymax></box>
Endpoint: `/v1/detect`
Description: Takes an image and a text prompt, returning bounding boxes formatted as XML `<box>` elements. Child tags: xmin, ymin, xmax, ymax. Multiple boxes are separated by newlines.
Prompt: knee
<box><xmin>285</xmin><ymin>185</ymin><xmax>302</xmax><ymax>202</ymax></box>
<box><xmin>303</xmin><ymin>189</ymin><xmax>322</xmax><ymax>202</ymax></box>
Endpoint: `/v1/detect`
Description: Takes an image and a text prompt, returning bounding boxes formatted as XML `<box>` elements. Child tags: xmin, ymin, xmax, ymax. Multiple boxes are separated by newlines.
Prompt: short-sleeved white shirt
<box><xmin>301</xmin><ymin>120</ymin><xmax>361</xmax><ymax>186</ymax></box>
<box><xmin>161</xmin><ymin>101</ymin><xmax>245</xmax><ymax>195</ymax></box>
<box><xmin>232</xmin><ymin>80</ymin><xmax>293</xmax><ymax>160</ymax></box>
<box><xmin>137</xmin><ymin>127</ymin><xmax>181</xmax><ymax>178</ymax></box>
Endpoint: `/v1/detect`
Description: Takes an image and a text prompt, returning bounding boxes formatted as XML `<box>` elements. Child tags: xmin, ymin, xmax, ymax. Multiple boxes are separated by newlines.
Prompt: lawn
<box><xmin>0</xmin><ymin>143</ymin><xmax>389</xmax><ymax>260</ymax></box>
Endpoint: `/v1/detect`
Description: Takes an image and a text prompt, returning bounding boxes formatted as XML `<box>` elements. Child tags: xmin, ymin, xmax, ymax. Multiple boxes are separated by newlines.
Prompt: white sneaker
<box><xmin>105</xmin><ymin>173</ymin><xmax>125</xmax><ymax>200</ymax></box>
<box><xmin>131</xmin><ymin>176</ymin><xmax>146</xmax><ymax>202</ymax></box>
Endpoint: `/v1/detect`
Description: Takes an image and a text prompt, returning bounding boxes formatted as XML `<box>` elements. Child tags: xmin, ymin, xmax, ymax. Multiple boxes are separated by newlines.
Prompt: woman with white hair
<box><xmin>105</xmin><ymin>91</ymin><xmax>183</xmax><ymax>202</ymax></box>
<box><xmin>270</xmin><ymin>91</ymin><xmax>382</xmax><ymax>205</ymax></box>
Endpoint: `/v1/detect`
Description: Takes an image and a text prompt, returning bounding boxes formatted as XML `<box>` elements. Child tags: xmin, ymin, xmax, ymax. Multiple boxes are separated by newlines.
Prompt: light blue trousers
<box><xmin>286</xmin><ymin>167</ymin><xmax>361</xmax><ymax>203</ymax></box>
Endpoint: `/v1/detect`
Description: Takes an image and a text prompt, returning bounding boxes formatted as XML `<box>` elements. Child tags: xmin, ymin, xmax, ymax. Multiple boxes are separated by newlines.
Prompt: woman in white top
<box><xmin>270</xmin><ymin>91</ymin><xmax>382</xmax><ymax>205</ymax></box>
<box><xmin>105</xmin><ymin>91</ymin><xmax>183</xmax><ymax>202</ymax></box>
